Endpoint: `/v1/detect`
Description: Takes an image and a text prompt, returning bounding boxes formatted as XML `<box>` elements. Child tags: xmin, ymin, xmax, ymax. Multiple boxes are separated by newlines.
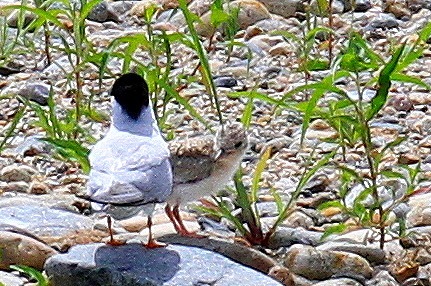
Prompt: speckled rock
<box><xmin>284</xmin><ymin>244</ymin><xmax>373</xmax><ymax>281</ymax></box>
<box><xmin>0</xmin><ymin>164</ymin><xmax>37</xmax><ymax>183</ymax></box>
<box><xmin>258</xmin><ymin>0</ymin><xmax>303</xmax><ymax>18</ymax></box>
<box><xmin>196</xmin><ymin>0</ymin><xmax>271</xmax><ymax>37</ymax></box>
<box><xmin>0</xmin><ymin>230</ymin><xmax>57</xmax><ymax>270</ymax></box>
<box><xmin>317</xmin><ymin>241</ymin><xmax>386</xmax><ymax>264</ymax></box>
<box><xmin>407</xmin><ymin>192</ymin><xmax>431</xmax><ymax>227</ymax></box>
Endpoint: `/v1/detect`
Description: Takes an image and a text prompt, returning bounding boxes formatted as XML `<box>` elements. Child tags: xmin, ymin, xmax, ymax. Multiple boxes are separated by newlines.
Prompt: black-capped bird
<box><xmin>82</xmin><ymin>73</ymin><xmax>173</xmax><ymax>248</ymax></box>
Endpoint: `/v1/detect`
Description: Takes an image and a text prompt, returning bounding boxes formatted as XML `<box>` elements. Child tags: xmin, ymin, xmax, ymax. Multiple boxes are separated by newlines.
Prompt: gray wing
<box><xmin>169</xmin><ymin>135</ymin><xmax>218</xmax><ymax>184</ymax></box>
<box><xmin>87</xmin><ymin>130</ymin><xmax>173</xmax><ymax>205</ymax></box>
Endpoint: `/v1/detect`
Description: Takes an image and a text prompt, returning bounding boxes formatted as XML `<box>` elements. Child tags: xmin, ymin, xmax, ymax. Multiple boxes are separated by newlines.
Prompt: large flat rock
<box><xmin>0</xmin><ymin>204</ymin><xmax>93</xmax><ymax>236</ymax></box>
<box><xmin>45</xmin><ymin>243</ymin><xmax>282</xmax><ymax>286</ymax></box>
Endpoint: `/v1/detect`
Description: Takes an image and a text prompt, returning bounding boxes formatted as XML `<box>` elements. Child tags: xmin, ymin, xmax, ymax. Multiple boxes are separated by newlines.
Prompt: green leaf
<box><xmin>251</xmin><ymin>147</ymin><xmax>271</xmax><ymax>203</ymax></box>
<box><xmin>4</xmin><ymin>5</ymin><xmax>63</xmax><ymax>27</ymax></box>
<box><xmin>391</xmin><ymin>73</ymin><xmax>431</xmax><ymax>90</ymax></box>
<box><xmin>367</xmin><ymin>43</ymin><xmax>406</xmax><ymax>120</ymax></box>
<box><xmin>321</xmin><ymin>223</ymin><xmax>348</xmax><ymax>240</ymax></box>
<box><xmin>178</xmin><ymin>0</ymin><xmax>222</xmax><ymax>124</ymax></box>
<box><xmin>228</xmin><ymin>91</ymin><xmax>289</xmax><ymax>108</ymax></box>
<box><xmin>318</xmin><ymin>200</ymin><xmax>345</xmax><ymax>211</ymax></box>
<box><xmin>42</xmin><ymin>138</ymin><xmax>90</xmax><ymax>173</ymax></box>
<box><xmin>157</xmin><ymin>80</ymin><xmax>210</xmax><ymax>129</ymax></box>
<box><xmin>10</xmin><ymin>265</ymin><xmax>48</xmax><ymax>286</ymax></box>
<box><xmin>270</xmin><ymin>188</ymin><xmax>285</xmax><ymax>215</ymax></box>
<box><xmin>0</xmin><ymin>105</ymin><xmax>26</xmax><ymax>152</ymax></box>
<box><xmin>241</xmin><ymin>96</ymin><xmax>254</xmax><ymax>128</ymax></box>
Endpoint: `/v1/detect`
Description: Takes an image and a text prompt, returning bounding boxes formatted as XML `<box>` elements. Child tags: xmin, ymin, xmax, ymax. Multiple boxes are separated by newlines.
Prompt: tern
<box><xmin>82</xmin><ymin>72</ymin><xmax>173</xmax><ymax>248</ymax></box>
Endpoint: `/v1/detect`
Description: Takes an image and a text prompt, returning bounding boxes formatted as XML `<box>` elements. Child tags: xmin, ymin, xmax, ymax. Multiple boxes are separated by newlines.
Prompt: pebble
<box><xmin>29</xmin><ymin>181</ymin><xmax>50</xmax><ymax>195</ymax></box>
<box><xmin>196</xmin><ymin>0</ymin><xmax>271</xmax><ymax>37</ymax></box>
<box><xmin>314</xmin><ymin>278</ymin><xmax>362</xmax><ymax>285</ymax></box>
<box><xmin>0</xmin><ymin>271</ymin><xmax>25</xmax><ymax>286</ymax></box>
<box><xmin>284</xmin><ymin>244</ymin><xmax>373</xmax><ymax>281</ymax></box>
<box><xmin>365</xmin><ymin>270</ymin><xmax>399</xmax><ymax>285</ymax></box>
<box><xmin>317</xmin><ymin>241</ymin><xmax>386</xmax><ymax>264</ymax></box>
<box><xmin>214</xmin><ymin>76</ymin><xmax>238</xmax><ymax>88</ymax></box>
<box><xmin>17</xmin><ymin>82</ymin><xmax>50</xmax><ymax>106</ymax></box>
<box><xmin>87</xmin><ymin>1</ymin><xmax>121</xmax><ymax>23</ymax></box>
<box><xmin>0</xmin><ymin>164</ymin><xmax>37</xmax><ymax>183</ymax></box>
<box><xmin>267</xmin><ymin>227</ymin><xmax>322</xmax><ymax>248</ymax></box>
<box><xmin>2</xmin><ymin>181</ymin><xmax>29</xmax><ymax>193</ymax></box>
<box><xmin>258</xmin><ymin>0</ymin><xmax>303</xmax><ymax>18</ymax></box>
<box><xmin>0</xmin><ymin>230</ymin><xmax>57</xmax><ymax>270</ymax></box>
<box><xmin>354</xmin><ymin>0</ymin><xmax>372</xmax><ymax>12</ymax></box>
<box><xmin>364</xmin><ymin>13</ymin><xmax>399</xmax><ymax>32</ymax></box>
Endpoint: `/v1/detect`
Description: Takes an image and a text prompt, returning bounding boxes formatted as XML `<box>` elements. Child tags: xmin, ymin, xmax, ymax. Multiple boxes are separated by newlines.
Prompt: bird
<box><xmin>80</xmin><ymin>72</ymin><xmax>173</xmax><ymax>248</ymax></box>
<box><xmin>166</xmin><ymin>122</ymin><xmax>248</xmax><ymax>237</ymax></box>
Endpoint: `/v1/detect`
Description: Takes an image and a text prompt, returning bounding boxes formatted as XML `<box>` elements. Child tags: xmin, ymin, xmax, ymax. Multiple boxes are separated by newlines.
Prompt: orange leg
<box><xmin>144</xmin><ymin>215</ymin><xmax>166</xmax><ymax>248</ymax></box>
<box><xmin>165</xmin><ymin>204</ymin><xmax>184</xmax><ymax>233</ymax></box>
<box><xmin>172</xmin><ymin>205</ymin><xmax>205</xmax><ymax>238</ymax></box>
<box><xmin>106</xmin><ymin>215</ymin><xmax>126</xmax><ymax>246</ymax></box>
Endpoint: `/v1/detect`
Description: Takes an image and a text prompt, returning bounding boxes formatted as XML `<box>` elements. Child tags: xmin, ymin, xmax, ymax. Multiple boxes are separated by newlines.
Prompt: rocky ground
<box><xmin>1</xmin><ymin>0</ymin><xmax>431</xmax><ymax>285</ymax></box>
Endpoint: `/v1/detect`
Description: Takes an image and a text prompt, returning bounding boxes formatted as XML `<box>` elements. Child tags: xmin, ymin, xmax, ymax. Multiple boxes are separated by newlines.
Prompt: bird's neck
<box><xmin>111</xmin><ymin>100</ymin><xmax>159</xmax><ymax>136</ymax></box>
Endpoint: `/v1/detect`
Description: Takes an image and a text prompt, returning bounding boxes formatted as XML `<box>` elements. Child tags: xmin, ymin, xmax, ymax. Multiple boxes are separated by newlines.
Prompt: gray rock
<box><xmin>159</xmin><ymin>234</ymin><xmax>276</xmax><ymax>274</ymax></box>
<box><xmin>45</xmin><ymin>243</ymin><xmax>282</xmax><ymax>286</ymax></box>
<box><xmin>14</xmin><ymin>136</ymin><xmax>52</xmax><ymax>156</ymax></box>
<box><xmin>364</xmin><ymin>13</ymin><xmax>399</xmax><ymax>32</ymax></box>
<box><xmin>267</xmin><ymin>227</ymin><xmax>322</xmax><ymax>249</ymax></box>
<box><xmin>109</xmin><ymin>1</ymin><xmax>135</xmax><ymax>16</ymax></box>
<box><xmin>258</xmin><ymin>0</ymin><xmax>304</xmax><ymax>17</ymax></box>
<box><xmin>0</xmin><ymin>205</ymin><xmax>93</xmax><ymax>236</ymax></box>
<box><xmin>0</xmin><ymin>271</ymin><xmax>25</xmax><ymax>286</ymax></box>
<box><xmin>284</xmin><ymin>244</ymin><xmax>373</xmax><ymax>281</ymax></box>
<box><xmin>214</xmin><ymin>76</ymin><xmax>238</xmax><ymax>88</ymax></box>
<box><xmin>365</xmin><ymin>270</ymin><xmax>399</xmax><ymax>285</ymax></box>
<box><xmin>354</xmin><ymin>0</ymin><xmax>371</xmax><ymax>12</ymax></box>
<box><xmin>314</xmin><ymin>278</ymin><xmax>362</xmax><ymax>285</ymax></box>
<box><xmin>17</xmin><ymin>82</ymin><xmax>50</xmax><ymax>105</ymax></box>
<box><xmin>87</xmin><ymin>1</ymin><xmax>121</xmax><ymax>23</ymax></box>
<box><xmin>256</xmin><ymin>201</ymin><xmax>279</xmax><ymax>217</ymax></box>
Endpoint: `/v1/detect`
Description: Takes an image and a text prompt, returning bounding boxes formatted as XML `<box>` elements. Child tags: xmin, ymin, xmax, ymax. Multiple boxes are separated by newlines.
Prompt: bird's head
<box><xmin>110</xmin><ymin>73</ymin><xmax>149</xmax><ymax>120</ymax></box>
<box><xmin>216</xmin><ymin>122</ymin><xmax>248</xmax><ymax>155</ymax></box>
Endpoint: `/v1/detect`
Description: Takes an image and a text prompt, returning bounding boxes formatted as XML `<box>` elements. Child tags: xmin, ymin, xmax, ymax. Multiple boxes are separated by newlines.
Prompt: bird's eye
<box><xmin>234</xmin><ymin>141</ymin><xmax>243</xmax><ymax>148</ymax></box>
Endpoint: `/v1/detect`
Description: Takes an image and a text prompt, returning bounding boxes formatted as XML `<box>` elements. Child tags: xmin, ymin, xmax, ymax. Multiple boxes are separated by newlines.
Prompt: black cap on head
<box><xmin>111</xmin><ymin>73</ymin><xmax>150</xmax><ymax>120</ymax></box>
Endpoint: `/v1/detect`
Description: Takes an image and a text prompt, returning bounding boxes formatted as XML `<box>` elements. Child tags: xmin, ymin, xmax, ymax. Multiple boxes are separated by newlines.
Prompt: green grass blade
<box><xmin>367</xmin><ymin>43</ymin><xmax>405</xmax><ymax>120</ymax></box>
<box><xmin>4</xmin><ymin>5</ymin><xmax>63</xmax><ymax>27</ymax></box>
<box><xmin>251</xmin><ymin>147</ymin><xmax>271</xmax><ymax>203</ymax></box>
<box><xmin>42</xmin><ymin>138</ymin><xmax>90</xmax><ymax>173</ymax></box>
<box><xmin>0</xmin><ymin>105</ymin><xmax>25</xmax><ymax>152</ymax></box>
<box><xmin>178</xmin><ymin>0</ymin><xmax>223</xmax><ymax>124</ymax></box>
<box><xmin>10</xmin><ymin>265</ymin><xmax>48</xmax><ymax>286</ymax></box>
<box><xmin>157</xmin><ymin>80</ymin><xmax>210</xmax><ymax>129</ymax></box>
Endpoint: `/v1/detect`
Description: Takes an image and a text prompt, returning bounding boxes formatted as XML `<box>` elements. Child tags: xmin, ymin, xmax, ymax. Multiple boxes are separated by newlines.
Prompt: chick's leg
<box><xmin>165</xmin><ymin>203</ymin><xmax>184</xmax><ymax>234</ymax></box>
<box><xmin>172</xmin><ymin>205</ymin><xmax>205</xmax><ymax>238</ymax></box>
